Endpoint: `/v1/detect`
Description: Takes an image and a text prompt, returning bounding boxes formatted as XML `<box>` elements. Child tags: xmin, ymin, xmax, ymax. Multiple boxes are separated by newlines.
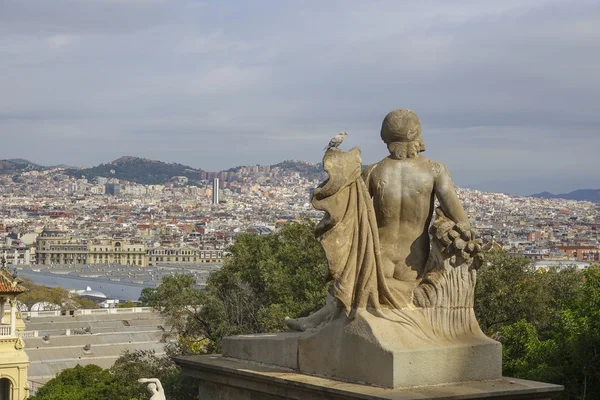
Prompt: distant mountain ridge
<box><xmin>272</xmin><ymin>159</ymin><xmax>324</xmax><ymax>180</ymax></box>
<box><xmin>6</xmin><ymin>156</ymin><xmax>596</xmax><ymax>199</ymax></box>
<box><xmin>529</xmin><ymin>189</ymin><xmax>600</xmax><ymax>203</ymax></box>
<box><xmin>58</xmin><ymin>156</ymin><xmax>324</xmax><ymax>185</ymax></box>
<box><xmin>0</xmin><ymin>159</ymin><xmax>44</xmax><ymax>173</ymax></box>
<box><xmin>63</xmin><ymin>156</ymin><xmax>206</xmax><ymax>185</ymax></box>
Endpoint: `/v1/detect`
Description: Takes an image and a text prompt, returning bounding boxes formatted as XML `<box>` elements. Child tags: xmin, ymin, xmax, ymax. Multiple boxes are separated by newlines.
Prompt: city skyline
<box><xmin>1</xmin><ymin>1</ymin><xmax>600</xmax><ymax>195</ymax></box>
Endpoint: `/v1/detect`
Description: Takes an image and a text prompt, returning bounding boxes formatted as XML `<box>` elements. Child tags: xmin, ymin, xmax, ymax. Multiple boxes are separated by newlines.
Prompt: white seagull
<box><xmin>324</xmin><ymin>132</ymin><xmax>348</xmax><ymax>151</ymax></box>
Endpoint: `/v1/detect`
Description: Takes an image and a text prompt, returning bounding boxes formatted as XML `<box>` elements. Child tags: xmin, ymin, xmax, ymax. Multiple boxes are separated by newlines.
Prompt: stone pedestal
<box><xmin>223</xmin><ymin>332</ymin><xmax>304</xmax><ymax>370</ymax></box>
<box><xmin>175</xmin><ymin>355</ymin><xmax>563</xmax><ymax>400</ymax></box>
<box><xmin>222</xmin><ymin>311</ymin><xmax>502</xmax><ymax>388</ymax></box>
<box><xmin>299</xmin><ymin>311</ymin><xmax>502</xmax><ymax>388</ymax></box>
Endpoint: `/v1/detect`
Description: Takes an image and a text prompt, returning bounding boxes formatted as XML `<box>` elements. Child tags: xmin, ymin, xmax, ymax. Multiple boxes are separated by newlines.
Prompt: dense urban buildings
<box><xmin>0</xmin><ymin>160</ymin><xmax>599</xmax><ymax>276</ymax></box>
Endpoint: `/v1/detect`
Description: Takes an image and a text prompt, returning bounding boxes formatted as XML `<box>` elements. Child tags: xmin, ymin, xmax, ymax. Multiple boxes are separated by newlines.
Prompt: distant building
<box><xmin>212</xmin><ymin>178</ymin><xmax>219</xmax><ymax>205</ymax></box>
<box><xmin>74</xmin><ymin>286</ymin><xmax>107</xmax><ymax>301</ymax></box>
<box><xmin>556</xmin><ymin>246</ymin><xmax>600</xmax><ymax>262</ymax></box>
<box><xmin>146</xmin><ymin>246</ymin><xmax>224</xmax><ymax>266</ymax></box>
<box><xmin>0</xmin><ymin>248</ymin><xmax>35</xmax><ymax>266</ymax></box>
<box><xmin>68</xmin><ymin>182</ymin><xmax>78</xmax><ymax>195</ymax></box>
<box><xmin>246</xmin><ymin>226</ymin><xmax>272</xmax><ymax>235</ymax></box>
<box><xmin>0</xmin><ymin>237</ymin><xmax>35</xmax><ymax>265</ymax></box>
<box><xmin>35</xmin><ymin>229</ymin><xmax>147</xmax><ymax>266</ymax></box>
<box><xmin>104</xmin><ymin>183</ymin><xmax>120</xmax><ymax>196</ymax></box>
<box><xmin>535</xmin><ymin>260</ymin><xmax>591</xmax><ymax>271</ymax></box>
<box><xmin>35</xmin><ymin>228</ymin><xmax>88</xmax><ymax>265</ymax></box>
<box><xmin>87</xmin><ymin>238</ymin><xmax>147</xmax><ymax>267</ymax></box>
<box><xmin>0</xmin><ymin>269</ymin><xmax>29</xmax><ymax>400</ymax></box>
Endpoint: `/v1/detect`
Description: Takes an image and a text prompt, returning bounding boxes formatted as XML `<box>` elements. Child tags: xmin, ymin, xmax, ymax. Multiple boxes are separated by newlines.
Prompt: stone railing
<box><xmin>17</xmin><ymin>330</ymin><xmax>38</xmax><ymax>339</ymax></box>
<box><xmin>0</xmin><ymin>325</ymin><xmax>11</xmax><ymax>337</ymax></box>
<box><xmin>22</xmin><ymin>307</ymin><xmax>153</xmax><ymax>318</ymax></box>
<box><xmin>18</xmin><ymin>326</ymin><xmax>161</xmax><ymax>338</ymax></box>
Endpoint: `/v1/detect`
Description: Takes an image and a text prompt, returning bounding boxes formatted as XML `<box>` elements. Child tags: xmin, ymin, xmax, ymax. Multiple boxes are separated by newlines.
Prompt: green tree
<box><xmin>18</xmin><ymin>278</ymin><xmax>70</xmax><ymax>311</ymax></box>
<box><xmin>110</xmin><ymin>350</ymin><xmax>198</xmax><ymax>400</ymax></box>
<box><xmin>17</xmin><ymin>278</ymin><xmax>98</xmax><ymax>311</ymax></box>
<box><xmin>152</xmin><ymin>222</ymin><xmax>328</xmax><ymax>352</ymax></box>
<box><xmin>543</xmin><ymin>265</ymin><xmax>600</xmax><ymax>399</ymax></box>
<box><xmin>138</xmin><ymin>287</ymin><xmax>158</xmax><ymax>307</ymax></box>
<box><xmin>29</xmin><ymin>352</ymin><xmax>199</xmax><ymax>400</ymax></box>
<box><xmin>71</xmin><ymin>295</ymin><xmax>99</xmax><ymax>310</ymax></box>
<box><xmin>474</xmin><ymin>250</ymin><xmax>582</xmax><ymax>333</ymax></box>
<box><xmin>117</xmin><ymin>300</ymin><xmax>137</xmax><ymax>308</ymax></box>
<box><xmin>488</xmin><ymin>262</ymin><xmax>600</xmax><ymax>399</ymax></box>
<box><xmin>153</xmin><ymin>274</ymin><xmax>204</xmax><ymax>335</ymax></box>
<box><xmin>29</xmin><ymin>365</ymin><xmax>132</xmax><ymax>400</ymax></box>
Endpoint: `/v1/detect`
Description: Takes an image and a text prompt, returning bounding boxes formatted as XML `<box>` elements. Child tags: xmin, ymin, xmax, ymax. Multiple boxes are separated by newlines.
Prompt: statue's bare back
<box><xmin>363</xmin><ymin>110</ymin><xmax>467</xmax><ymax>285</ymax></box>
<box><xmin>364</xmin><ymin>157</ymin><xmax>434</xmax><ymax>281</ymax></box>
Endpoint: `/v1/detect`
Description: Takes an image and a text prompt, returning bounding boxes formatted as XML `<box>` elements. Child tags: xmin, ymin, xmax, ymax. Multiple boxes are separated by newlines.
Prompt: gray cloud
<box><xmin>1</xmin><ymin>0</ymin><xmax>599</xmax><ymax>195</ymax></box>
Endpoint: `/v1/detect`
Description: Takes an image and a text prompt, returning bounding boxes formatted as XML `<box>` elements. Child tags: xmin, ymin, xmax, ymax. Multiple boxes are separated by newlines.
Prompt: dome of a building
<box><xmin>30</xmin><ymin>302</ymin><xmax>61</xmax><ymax>312</ymax></box>
<box><xmin>76</xmin><ymin>286</ymin><xmax>107</xmax><ymax>299</ymax></box>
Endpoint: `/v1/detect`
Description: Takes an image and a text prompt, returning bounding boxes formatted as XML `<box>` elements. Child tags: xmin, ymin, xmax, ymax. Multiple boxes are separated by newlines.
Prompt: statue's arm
<box><xmin>138</xmin><ymin>378</ymin><xmax>163</xmax><ymax>391</ymax></box>
<box><xmin>433</xmin><ymin>163</ymin><xmax>468</xmax><ymax>224</ymax></box>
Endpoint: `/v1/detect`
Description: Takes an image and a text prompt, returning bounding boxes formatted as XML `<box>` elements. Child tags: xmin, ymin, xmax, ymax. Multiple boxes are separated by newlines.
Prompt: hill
<box><xmin>64</xmin><ymin>156</ymin><xmax>205</xmax><ymax>185</ymax></box>
<box><xmin>3</xmin><ymin>156</ymin><xmax>329</xmax><ymax>184</ymax></box>
<box><xmin>530</xmin><ymin>189</ymin><xmax>600</xmax><ymax>203</ymax></box>
<box><xmin>60</xmin><ymin>157</ymin><xmax>327</xmax><ymax>185</ymax></box>
<box><xmin>272</xmin><ymin>159</ymin><xmax>324</xmax><ymax>180</ymax></box>
<box><xmin>0</xmin><ymin>159</ymin><xmax>44</xmax><ymax>174</ymax></box>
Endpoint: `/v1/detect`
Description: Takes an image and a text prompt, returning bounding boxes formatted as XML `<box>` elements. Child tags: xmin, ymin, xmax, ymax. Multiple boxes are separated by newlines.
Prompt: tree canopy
<box><xmin>149</xmin><ymin>221</ymin><xmax>328</xmax><ymax>353</ymax></box>
<box><xmin>474</xmin><ymin>250</ymin><xmax>598</xmax><ymax>399</ymax></box>
<box><xmin>474</xmin><ymin>250</ymin><xmax>583</xmax><ymax>333</ymax></box>
<box><xmin>18</xmin><ymin>278</ymin><xmax>98</xmax><ymax>311</ymax></box>
<box><xmin>29</xmin><ymin>351</ymin><xmax>198</xmax><ymax>400</ymax></box>
<box><xmin>29</xmin><ymin>365</ymin><xmax>131</xmax><ymax>400</ymax></box>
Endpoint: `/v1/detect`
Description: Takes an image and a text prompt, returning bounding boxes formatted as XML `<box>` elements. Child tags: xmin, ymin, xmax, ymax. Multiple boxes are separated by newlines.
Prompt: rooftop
<box><xmin>0</xmin><ymin>268</ymin><xmax>27</xmax><ymax>294</ymax></box>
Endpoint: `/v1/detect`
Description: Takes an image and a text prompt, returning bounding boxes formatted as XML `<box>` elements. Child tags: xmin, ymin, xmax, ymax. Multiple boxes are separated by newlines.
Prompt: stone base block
<box><xmin>298</xmin><ymin>312</ymin><xmax>502</xmax><ymax>388</ymax></box>
<box><xmin>222</xmin><ymin>332</ymin><xmax>304</xmax><ymax>370</ymax></box>
<box><xmin>221</xmin><ymin>312</ymin><xmax>503</xmax><ymax>388</ymax></box>
<box><xmin>175</xmin><ymin>355</ymin><xmax>563</xmax><ymax>400</ymax></box>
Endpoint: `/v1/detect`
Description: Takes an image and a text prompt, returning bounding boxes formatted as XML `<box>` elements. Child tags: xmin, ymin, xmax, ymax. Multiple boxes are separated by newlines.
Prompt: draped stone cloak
<box><xmin>312</xmin><ymin>148</ymin><xmax>404</xmax><ymax>314</ymax></box>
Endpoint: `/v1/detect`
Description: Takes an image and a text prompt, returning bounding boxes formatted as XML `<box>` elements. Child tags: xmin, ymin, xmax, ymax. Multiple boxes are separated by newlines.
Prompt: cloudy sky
<box><xmin>1</xmin><ymin>0</ymin><xmax>599</xmax><ymax>195</ymax></box>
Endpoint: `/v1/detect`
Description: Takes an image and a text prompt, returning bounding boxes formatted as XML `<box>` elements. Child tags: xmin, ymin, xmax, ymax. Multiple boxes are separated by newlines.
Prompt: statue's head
<box><xmin>380</xmin><ymin>109</ymin><xmax>425</xmax><ymax>159</ymax></box>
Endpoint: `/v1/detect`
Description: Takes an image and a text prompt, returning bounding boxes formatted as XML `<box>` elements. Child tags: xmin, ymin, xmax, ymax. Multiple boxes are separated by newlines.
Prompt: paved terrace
<box><xmin>22</xmin><ymin>307</ymin><xmax>171</xmax><ymax>390</ymax></box>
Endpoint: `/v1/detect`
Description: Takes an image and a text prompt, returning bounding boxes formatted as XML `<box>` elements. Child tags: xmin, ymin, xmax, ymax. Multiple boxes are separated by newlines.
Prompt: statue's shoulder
<box><xmin>421</xmin><ymin>157</ymin><xmax>449</xmax><ymax>179</ymax></box>
<box><xmin>361</xmin><ymin>162</ymin><xmax>378</xmax><ymax>181</ymax></box>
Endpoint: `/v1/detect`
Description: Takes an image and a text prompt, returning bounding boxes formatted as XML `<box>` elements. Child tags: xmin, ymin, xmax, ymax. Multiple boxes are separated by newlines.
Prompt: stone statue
<box><xmin>138</xmin><ymin>378</ymin><xmax>166</xmax><ymax>400</ymax></box>
<box><xmin>286</xmin><ymin>109</ymin><xmax>483</xmax><ymax>329</ymax></box>
<box><xmin>284</xmin><ymin>109</ymin><xmax>499</xmax><ymax>387</ymax></box>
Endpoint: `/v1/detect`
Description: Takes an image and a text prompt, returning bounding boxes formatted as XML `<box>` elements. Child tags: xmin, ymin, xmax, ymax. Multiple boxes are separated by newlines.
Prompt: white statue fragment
<box><xmin>138</xmin><ymin>378</ymin><xmax>166</xmax><ymax>400</ymax></box>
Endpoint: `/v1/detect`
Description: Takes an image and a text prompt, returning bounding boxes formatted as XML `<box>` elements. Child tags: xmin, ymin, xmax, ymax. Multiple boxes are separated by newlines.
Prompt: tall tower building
<box><xmin>212</xmin><ymin>178</ymin><xmax>220</xmax><ymax>205</ymax></box>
